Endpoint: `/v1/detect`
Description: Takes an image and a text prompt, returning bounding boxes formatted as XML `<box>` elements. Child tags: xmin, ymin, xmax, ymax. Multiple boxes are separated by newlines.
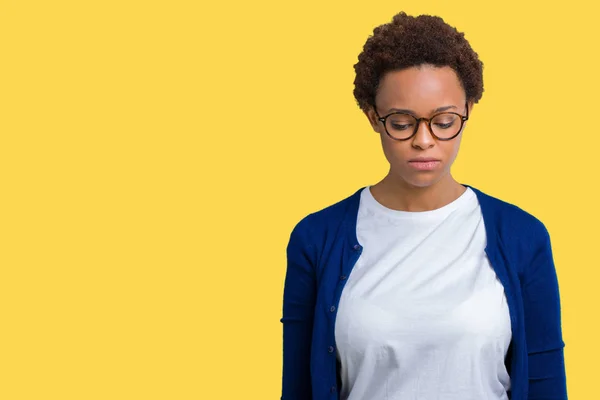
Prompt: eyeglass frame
<box><xmin>373</xmin><ymin>101</ymin><xmax>470</xmax><ymax>141</ymax></box>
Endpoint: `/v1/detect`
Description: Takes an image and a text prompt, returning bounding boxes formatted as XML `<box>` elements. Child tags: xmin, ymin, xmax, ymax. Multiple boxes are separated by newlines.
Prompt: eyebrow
<box><xmin>385</xmin><ymin>105</ymin><xmax>457</xmax><ymax>114</ymax></box>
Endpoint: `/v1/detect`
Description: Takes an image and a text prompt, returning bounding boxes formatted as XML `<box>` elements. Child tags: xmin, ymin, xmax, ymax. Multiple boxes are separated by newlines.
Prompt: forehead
<box><xmin>376</xmin><ymin>65</ymin><xmax>465</xmax><ymax>109</ymax></box>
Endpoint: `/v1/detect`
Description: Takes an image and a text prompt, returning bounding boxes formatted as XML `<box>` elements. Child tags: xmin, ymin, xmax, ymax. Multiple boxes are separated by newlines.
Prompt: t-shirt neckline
<box><xmin>361</xmin><ymin>185</ymin><xmax>475</xmax><ymax>220</ymax></box>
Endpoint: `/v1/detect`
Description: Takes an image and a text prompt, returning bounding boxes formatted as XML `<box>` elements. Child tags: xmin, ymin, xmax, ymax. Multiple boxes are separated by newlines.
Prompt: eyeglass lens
<box><xmin>386</xmin><ymin>113</ymin><xmax>462</xmax><ymax>140</ymax></box>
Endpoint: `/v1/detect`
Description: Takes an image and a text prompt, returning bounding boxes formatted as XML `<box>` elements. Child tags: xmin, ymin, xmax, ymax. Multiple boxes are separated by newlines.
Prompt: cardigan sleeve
<box><xmin>522</xmin><ymin>222</ymin><xmax>568</xmax><ymax>399</ymax></box>
<box><xmin>280</xmin><ymin>217</ymin><xmax>316</xmax><ymax>400</ymax></box>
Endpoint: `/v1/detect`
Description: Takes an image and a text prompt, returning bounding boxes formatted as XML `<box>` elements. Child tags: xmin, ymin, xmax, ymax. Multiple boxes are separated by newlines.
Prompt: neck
<box><xmin>370</xmin><ymin>173</ymin><xmax>466</xmax><ymax>212</ymax></box>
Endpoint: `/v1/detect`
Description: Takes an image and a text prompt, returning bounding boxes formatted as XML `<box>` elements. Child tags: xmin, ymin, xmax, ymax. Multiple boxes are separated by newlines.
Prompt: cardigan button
<box><xmin>328</xmin><ymin>346</ymin><xmax>334</xmax><ymax>353</ymax></box>
<box><xmin>330</xmin><ymin>305</ymin><xmax>336</xmax><ymax>312</ymax></box>
<box><xmin>330</xmin><ymin>386</ymin><xmax>337</xmax><ymax>393</ymax></box>
<box><xmin>340</xmin><ymin>275</ymin><xmax>347</xmax><ymax>280</ymax></box>
<box><xmin>352</xmin><ymin>244</ymin><xmax>361</xmax><ymax>251</ymax></box>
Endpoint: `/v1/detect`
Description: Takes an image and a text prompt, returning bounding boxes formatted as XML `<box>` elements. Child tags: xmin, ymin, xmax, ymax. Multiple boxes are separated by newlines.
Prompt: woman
<box><xmin>280</xmin><ymin>11</ymin><xmax>567</xmax><ymax>400</ymax></box>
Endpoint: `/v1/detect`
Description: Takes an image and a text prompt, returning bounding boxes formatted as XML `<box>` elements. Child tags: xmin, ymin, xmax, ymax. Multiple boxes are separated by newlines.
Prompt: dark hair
<box><xmin>353</xmin><ymin>12</ymin><xmax>484</xmax><ymax>113</ymax></box>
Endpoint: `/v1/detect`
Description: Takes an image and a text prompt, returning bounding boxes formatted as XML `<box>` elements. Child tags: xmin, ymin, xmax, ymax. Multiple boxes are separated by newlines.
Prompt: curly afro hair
<box><xmin>353</xmin><ymin>12</ymin><xmax>484</xmax><ymax>113</ymax></box>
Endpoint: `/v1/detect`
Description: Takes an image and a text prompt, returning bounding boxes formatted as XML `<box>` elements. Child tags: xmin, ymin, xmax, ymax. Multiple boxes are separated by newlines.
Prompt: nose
<box><xmin>411</xmin><ymin>119</ymin><xmax>435</xmax><ymax>149</ymax></box>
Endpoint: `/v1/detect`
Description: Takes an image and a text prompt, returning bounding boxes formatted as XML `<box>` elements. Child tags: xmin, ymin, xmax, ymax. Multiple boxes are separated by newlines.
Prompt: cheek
<box><xmin>379</xmin><ymin>135</ymin><xmax>400</xmax><ymax>162</ymax></box>
<box><xmin>380</xmin><ymin>137</ymin><xmax>411</xmax><ymax>165</ymax></box>
<box><xmin>448</xmin><ymin>137</ymin><xmax>463</xmax><ymax>159</ymax></box>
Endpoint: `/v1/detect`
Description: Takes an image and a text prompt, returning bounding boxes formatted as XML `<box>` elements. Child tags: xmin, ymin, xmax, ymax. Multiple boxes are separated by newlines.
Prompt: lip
<box><xmin>408</xmin><ymin>159</ymin><xmax>441</xmax><ymax>171</ymax></box>
<box><xmin>408</xmin><ymin>157</ymin><xmax>440</xmax><ymax>162</ymax></box>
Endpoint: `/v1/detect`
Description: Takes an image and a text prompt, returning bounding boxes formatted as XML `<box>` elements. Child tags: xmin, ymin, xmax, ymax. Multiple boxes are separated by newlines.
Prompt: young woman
<box><xmin>280</xmin><ymin>11</ymin><xmax>567</xmax><ymax>400</ymax></box>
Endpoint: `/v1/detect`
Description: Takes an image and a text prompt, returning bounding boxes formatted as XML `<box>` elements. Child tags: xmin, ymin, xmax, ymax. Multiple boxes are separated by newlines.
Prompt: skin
<box><xmin>364</xmin><ymin>64</ymin><xmax>474</xmax><ymax>212</ymax></box>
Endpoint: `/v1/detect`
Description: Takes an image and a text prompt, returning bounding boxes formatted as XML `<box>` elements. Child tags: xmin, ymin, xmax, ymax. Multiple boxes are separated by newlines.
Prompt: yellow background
<box><xmin>0</xmin><ymin>1</ymin><xmax>595</xmax><ymax>398</ymax></box>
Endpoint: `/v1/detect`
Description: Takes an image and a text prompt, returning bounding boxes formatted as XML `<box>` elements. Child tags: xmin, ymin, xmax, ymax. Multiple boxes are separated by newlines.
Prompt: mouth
<box><xmin>408</xmin><ymin>157</ymin><xmax>440</xmax><ymax>162</ymax></box>
<box><xmin>408</xmin><ymin>159</ymin><xmax>441</xmax><ymax>170</ymax></box>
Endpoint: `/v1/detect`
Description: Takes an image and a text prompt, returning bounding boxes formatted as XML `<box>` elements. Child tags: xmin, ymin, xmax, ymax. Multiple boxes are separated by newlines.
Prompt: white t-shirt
<box><xmin>334</xmin><ymin>186</ymin><xmax>512</xmax><ymax>400</ymax></box>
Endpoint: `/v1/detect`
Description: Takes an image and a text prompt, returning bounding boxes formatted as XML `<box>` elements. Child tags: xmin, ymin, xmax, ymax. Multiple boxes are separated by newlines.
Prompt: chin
<box><xmin>398</xmin><ymin>172</ymin><xmax>446</xmax><ymax>189</ymax></box>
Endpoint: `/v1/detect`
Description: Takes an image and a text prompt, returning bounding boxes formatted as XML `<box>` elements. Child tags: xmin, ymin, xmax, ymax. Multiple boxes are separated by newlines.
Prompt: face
<box><xmin>365</xmin><ymin>65</ymin><xmax>472</xmax><ymax>189</ymax></box>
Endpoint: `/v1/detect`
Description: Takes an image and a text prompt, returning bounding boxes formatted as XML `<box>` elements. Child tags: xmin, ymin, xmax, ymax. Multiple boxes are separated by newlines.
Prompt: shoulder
<box><xmin>289</xmin><ymin>187</ymin><xmax>364</xmax><ymax>236</ymax></box>
<box><xmin>469</xmin><ymin>185</ymin><xmax>550</xmax><ymax>239</ymax></box>
<box><xmin>286</xmin><ymin>187</ymin><xmax>364</xmax><ymax>257</ymax></box>
<box><xmin>469</xmin><ymin>185</ymin><xmax>552</xmax><ymax>279</ymax></box>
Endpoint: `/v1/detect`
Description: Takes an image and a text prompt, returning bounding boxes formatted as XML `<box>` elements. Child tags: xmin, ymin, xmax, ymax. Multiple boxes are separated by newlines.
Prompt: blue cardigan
<box><xmin>281</xmin><ymin>184</ymin><xmax>567</xmax><ymax>400</ymax></box>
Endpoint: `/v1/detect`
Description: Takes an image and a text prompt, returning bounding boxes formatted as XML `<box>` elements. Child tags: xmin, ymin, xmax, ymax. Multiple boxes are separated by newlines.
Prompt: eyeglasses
<box><xmin>373</xmin><ymin>102</ymin><xmax>469</xmax><ymax>141</ymax></box>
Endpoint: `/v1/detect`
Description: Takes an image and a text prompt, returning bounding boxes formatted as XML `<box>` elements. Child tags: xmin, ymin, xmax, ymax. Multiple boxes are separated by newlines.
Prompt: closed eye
<box><xmin>390</xmin><ymin>123</ymin><xmax>414</xmax><ymax>131</ymax></box>
<box><xmin>433</xmin><ymin>122</ymin><xmax>454</xmax><ymax>129</ymax></box>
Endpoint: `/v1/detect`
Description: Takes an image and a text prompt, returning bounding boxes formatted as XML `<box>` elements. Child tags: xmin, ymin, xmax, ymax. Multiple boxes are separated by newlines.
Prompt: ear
<box><xmin>463</xmin><ymin>100</ymin><xmax>474</xmax><ymax>125</ymax></box>
<box><xmin>461</xmin><ymin>101</ymin><xmax>474</xmax><ymax>133</ymax></box>
<box><xmin>364</xmin><ymin>106</ymin><xmax>382</xmax><ymax>133</ymax></box>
